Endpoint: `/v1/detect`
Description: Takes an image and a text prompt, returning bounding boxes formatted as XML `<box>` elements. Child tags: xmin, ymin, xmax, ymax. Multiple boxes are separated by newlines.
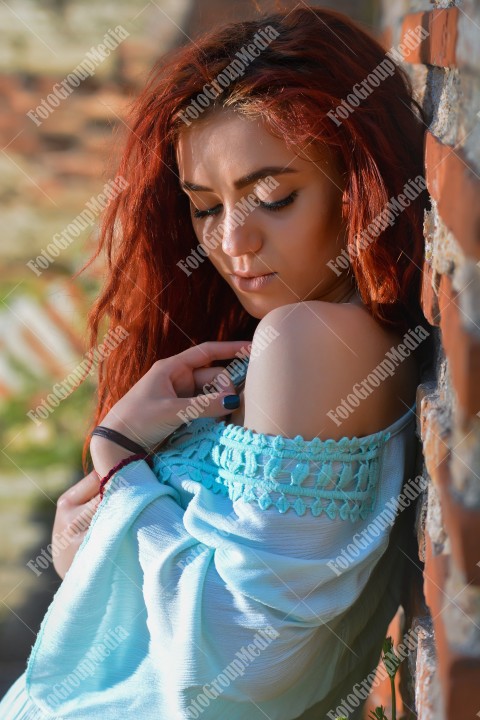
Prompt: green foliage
<box><xmin>368</xmin><ymin>706</ymin><xmax>389</xmax><ymax>720</ymax></box>
<box><xmin>334</xmin><ymin>635</ymin><xmax>401</xmax><ymax>720</ymax></box>
<box><xmin>1</xmin><ymin>351</ymin><xmax>95</xmax><ymax>473</ymax></box>
<box><xmin>382</xmin><ymin>636</ymin><xmax>400</xmax><ymax>679</ymax></box>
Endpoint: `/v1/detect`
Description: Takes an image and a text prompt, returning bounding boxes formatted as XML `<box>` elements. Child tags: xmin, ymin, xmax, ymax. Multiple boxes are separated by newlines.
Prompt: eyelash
<box><xmin>191</xmin><ymin>191</ymin><xmax>298</xmax><ymax>220</ymax></box>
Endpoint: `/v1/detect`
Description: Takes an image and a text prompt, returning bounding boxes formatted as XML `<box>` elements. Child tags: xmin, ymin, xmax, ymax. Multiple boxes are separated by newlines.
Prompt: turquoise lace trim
<box><xmin>152</xmin><ymin>417</ymin><xmax>393</xmax><ymax>520</ymax></box>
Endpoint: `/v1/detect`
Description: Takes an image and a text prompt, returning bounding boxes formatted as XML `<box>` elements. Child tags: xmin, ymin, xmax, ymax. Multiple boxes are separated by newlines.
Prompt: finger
<box><xmin>75</xmin><ymin>496</ymin><xmax>101</xmax><ymax>529</ymax></box>
<box><xmin>61</xmin><ymin>493</ymin><xmax>100</xmax><ymax>536</ymax></box>
<box><xmin>60</xmin><ymin>469</ymin><xmax>101</xmax><ymax>506</ymax></box>
<box><xmin>192</xmin><ymin>367</ymin><xmax>237</xmax><ymax>395</ymax></box>
<box><xmin>178</xmin><ymin>340</ymin><xmax>251</xmax><ymax>370</ymax></box>
<box><xmin>176</xmin><ymin>390</ymin><xmax>241</xmax><ymax>422</ymax></box>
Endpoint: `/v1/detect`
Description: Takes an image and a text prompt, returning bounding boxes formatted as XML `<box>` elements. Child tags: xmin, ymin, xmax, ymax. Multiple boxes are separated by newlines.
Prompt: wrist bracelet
<box><xmin>99</xmin><ymin>452</ymin><xmax>154</xmax><ymax>501</ymax></box>
<box><xmin>92</xmin><ymin>425</ymin><xmax>148</xmax><ymax>455</ymax></box>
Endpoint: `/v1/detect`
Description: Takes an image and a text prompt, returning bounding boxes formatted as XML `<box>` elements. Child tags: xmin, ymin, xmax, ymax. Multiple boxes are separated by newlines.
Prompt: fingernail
<box><xmin>222</xmin><ymin>394</ymin><xmax>240</xmax><ymax>410</ymax></box>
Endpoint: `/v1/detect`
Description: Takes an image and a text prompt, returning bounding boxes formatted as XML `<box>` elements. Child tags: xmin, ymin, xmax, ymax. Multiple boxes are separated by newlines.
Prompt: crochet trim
<box><xmin>152</xmin><ymin>417</ymin><xmax>397</xmax><ymax>520</ymax></box>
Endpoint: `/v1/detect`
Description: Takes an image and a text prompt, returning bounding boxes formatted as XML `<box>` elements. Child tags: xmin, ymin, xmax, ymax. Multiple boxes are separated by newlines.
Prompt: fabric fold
<box><xmin>0</xmin><ymin>403</ymin><xmax>418</xmax><ymax>720</ymax></box>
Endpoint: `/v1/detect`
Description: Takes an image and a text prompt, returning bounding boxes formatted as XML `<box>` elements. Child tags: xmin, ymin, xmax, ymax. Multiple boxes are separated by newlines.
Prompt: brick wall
<box><xmin>0</xmin><ymin>1</ymin><xmax>190</xmax><ymax>395</ymax></box>
<box><xmin>379</xmin><ymin>2</ymin><xmax>480</xmax><ymax>717</ymax></box>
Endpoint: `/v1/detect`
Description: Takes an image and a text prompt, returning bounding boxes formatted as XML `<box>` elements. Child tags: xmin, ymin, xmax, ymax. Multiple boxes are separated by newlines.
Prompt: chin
<box><xmin>237</xmin><ymin>302</ymin><xmax>264</xmax><ymax>320</ymax></box>
<box><xmin>238</xmin><ymin>298</ymin><xmax>289</xmax><ymax>320</ymax></box>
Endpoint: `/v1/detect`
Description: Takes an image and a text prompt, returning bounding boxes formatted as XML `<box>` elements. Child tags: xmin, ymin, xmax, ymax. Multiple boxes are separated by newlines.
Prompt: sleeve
<box><xmin>133</xmin><ymin>423</ymin><xmax>398</xmax><ymax>703</ymax></box>
<box><xmin>24</xmin><ymin>424</ymin><xmax>404</xmax><ymax>719</ymax></box>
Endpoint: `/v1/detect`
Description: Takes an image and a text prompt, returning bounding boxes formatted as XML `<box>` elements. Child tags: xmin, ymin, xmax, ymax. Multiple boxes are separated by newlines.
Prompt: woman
<box><xmin>1</xmin><ymin>5</ymin><xmax>433</xmax><ymax>719</ymax></box>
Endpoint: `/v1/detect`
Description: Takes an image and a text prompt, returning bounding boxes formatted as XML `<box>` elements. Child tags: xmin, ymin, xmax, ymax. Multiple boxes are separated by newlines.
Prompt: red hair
<box><xmin>75</xmin><ymin>5</ymin><xmax>429</xmax><ymax>474</ymax></box>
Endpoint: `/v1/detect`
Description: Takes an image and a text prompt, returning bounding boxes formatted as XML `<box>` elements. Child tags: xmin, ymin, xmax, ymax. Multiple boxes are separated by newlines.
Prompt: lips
<box><xmin>229</xmin><ymin>272</ymin><xmax>277</xmax><ymax>292</ymax></box>
<box><xmin>231</xmin><ymin>272</ymin><xmax>270</xmax><ymax>278</ymax></box>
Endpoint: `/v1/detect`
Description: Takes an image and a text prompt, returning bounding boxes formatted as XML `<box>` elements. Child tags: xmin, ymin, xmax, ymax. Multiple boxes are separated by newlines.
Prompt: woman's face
<box><xmin>175</xmin><ymin>108</ymin><xmax>353</xmax><ymax>319</ymax></box>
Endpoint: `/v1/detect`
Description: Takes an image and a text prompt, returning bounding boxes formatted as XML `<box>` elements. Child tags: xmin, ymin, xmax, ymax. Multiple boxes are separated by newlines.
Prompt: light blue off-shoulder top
<box><xmin>0</xmin><ymin>404</ymin><xmax>418</xmax><ymax>720</ymax></box>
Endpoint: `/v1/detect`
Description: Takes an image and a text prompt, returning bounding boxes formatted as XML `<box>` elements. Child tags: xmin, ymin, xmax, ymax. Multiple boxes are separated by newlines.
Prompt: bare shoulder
<box><xmin>242</xmin><ymin>300</ymin><xmax>420</xmax><ymax>441</ymax></box>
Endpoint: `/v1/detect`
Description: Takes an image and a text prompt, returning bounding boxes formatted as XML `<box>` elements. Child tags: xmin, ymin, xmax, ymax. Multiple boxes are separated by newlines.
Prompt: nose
<box><xmin>220</xmin><ymin>203</ymin><xmax>263</xmax><ymax>257</ymax></box>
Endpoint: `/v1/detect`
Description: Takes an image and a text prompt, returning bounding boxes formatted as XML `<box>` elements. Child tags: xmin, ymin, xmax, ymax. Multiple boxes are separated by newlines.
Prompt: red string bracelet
<box><xmin>98</xmin><ymin>452</ymin><xmax>154</xmax><ymax>501</ymax></box>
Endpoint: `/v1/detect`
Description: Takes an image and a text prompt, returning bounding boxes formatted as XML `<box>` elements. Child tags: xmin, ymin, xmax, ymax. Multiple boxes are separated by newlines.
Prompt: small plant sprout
<box><xmin>334</xmin><ymin>635</ymin><xmax>402</xmax><ymax>720</ymax></box>
<box><xmin>368</xmin><ymin>707</ymin><xmax>389</xmax><ymax>720</ymax></box>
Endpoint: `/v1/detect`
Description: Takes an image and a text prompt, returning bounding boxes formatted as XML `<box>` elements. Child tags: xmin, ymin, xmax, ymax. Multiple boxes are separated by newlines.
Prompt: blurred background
<box><xmin>0</xmin><ymin>0</ymin><xmax>384</xmax><ymax>707</ymax></box>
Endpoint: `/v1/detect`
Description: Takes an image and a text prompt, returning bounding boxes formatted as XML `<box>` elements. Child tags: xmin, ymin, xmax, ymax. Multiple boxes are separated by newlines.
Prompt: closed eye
<box><xmin>191</xmin><ymin>191</ymin><xmax>298</xmax><ymax>220</ymax></box>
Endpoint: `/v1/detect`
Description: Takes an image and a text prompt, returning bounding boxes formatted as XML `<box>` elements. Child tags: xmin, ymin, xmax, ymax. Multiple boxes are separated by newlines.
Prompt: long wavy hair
<box><xmin>75</xmin><ymin>5</ymin><xmax>430</xmax><ymax>473</ymax></box>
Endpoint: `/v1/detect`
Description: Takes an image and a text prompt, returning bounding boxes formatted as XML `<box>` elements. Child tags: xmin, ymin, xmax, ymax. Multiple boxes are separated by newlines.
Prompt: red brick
<box><xmin>420</xmin><ymin>260</ymin><xmax>441</xmax><ymax>326</ymax></box>
<box><xmin>42</xmin><ymin>151</ymin><xmax>106</xmax><ymax>180</ymax></box>
<box><xmin>422</xmin><ymin>535</ymin><xmax>480</xmax><ymax>718</ymax></box>
<box><xmin>76</xmin><ymin>90</ymin><xmax>129</xmax><ymax>123</ymax></box>
<box><xmin>425</xmin><ymin>132</ymin><xmax>480</xmax><ymax>261</ymax></box>
<box><xmin>432</xmin><ymin>577</ymin><xmax>480</xmax><ymax>718</ymax></box>
<box><xmin>418</xmin><ymin>393</ymin><xmax>451</xmax><ymax>481</ymax></box>
<box><xmin>0</xmin><ymin>73</ymin><xmax>18</xmax><ymax>98</ymax></box>
<box><xmin>438</xmin><ymin>273</ymin><xmax>480</xmax><ymax>423</ymax></box>
<box><xmin>424</xmin><ymin>515</ymin><xmax>449</xmax><ymax>617</ymax></box>
<box><xmin>35</xmin><ymin>105</ymin><xmax>85</xmax><ymax>138</ymax></box>
<box><xmin>442</xmin><ymin>661</ymin><xmax>480</xmax><ymax>719</ymax></box>
<box><xmin>401</xmin><ymin>8</ymin><xmax>459</xmax><ymax>67</ymax></box>
<box><xmin>435</xmin><ymin>449</ymin><xmax>480</xmax><ymax>586</ymax></box>
<box><xmin>10</xmin><ymin>135</ymin><xmax>39</xmax><ymax>155</ymax></box>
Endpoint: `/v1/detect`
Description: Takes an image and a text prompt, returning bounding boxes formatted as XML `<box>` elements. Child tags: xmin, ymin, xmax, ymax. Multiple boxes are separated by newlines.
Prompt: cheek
<box><xmin>273</xmin><ymin>208</ymin><xmax>327</xmax><ymax>257</ymax></box>
<box><xmin>198</xmin><ymin>236</ymin><xmax>225</xmax><ymax>274</ymax></box>
<box><xmin>295</xmin><ymin>195</ymin><xmax>342</xmax><ymax>250</ymax></box>
<box><xmin>273</xmin><ymin>212</ymin><xmax>340</xmax><ymax>278</ymax></box>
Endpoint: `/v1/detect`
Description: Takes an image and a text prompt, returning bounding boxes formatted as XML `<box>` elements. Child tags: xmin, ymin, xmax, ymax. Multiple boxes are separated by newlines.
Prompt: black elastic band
<box><xmin>91</xmin><ymin>426</ymin><xmax>148</xmax><ymax>455</ymax></box>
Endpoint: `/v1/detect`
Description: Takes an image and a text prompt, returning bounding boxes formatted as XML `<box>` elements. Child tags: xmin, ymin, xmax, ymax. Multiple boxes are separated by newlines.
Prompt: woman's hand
<box><xmin>90</xmin><ymin>340</ymin><xmax>250</xmax><ymax>479</ymax></box>
<box><xmin>52</xmin><ymin>469</ymin><xmax>101</xmax><ymax>579</ymax></box>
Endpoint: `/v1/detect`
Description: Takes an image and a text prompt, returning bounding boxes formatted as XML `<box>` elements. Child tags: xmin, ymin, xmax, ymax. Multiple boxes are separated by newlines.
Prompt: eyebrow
<box><xmin>180</xmin><ymin>166</ymin><xmax>299</xmax><ymax>192</ymax></box>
